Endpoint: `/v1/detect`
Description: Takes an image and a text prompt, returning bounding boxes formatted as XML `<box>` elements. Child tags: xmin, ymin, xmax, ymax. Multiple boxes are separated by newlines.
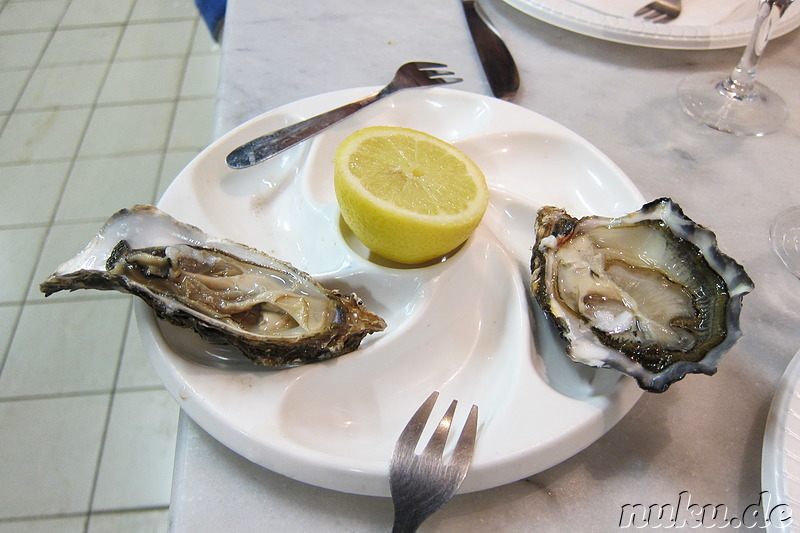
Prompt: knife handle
<box><xmin>462</xmin><ymin>0</ymin><xmax>520</xmax><ymax>100</ymax></box>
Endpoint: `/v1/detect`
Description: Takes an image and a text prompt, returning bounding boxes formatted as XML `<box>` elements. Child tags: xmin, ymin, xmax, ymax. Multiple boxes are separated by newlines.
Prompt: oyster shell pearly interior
<box><xmin>530</xmin><ymin>198</ymin><xmax>754</xmax><ymax>393</ymax></box>
<box><xmin>40</xmin><ymin>205</ymin><xmax>387</xmax><ymax>368</ymax></box>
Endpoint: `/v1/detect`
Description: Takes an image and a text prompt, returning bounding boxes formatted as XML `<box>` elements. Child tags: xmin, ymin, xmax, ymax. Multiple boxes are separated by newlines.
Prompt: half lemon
<box><xmin>334</xmin><ymin>126</ymin><xmax>489</xmax><ymax>264</ymax></box>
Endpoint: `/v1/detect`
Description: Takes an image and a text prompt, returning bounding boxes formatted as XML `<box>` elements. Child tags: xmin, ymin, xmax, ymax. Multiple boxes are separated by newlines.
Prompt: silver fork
<box><xmin>389</xmin><ymin>391</ymin><xmax>479</xmax><ymax>533</ymax></box>
<box><xmin>634</xmin><ymin>0</ymin><xmax>682</xmax><ymax>22</ymax></box>
<box><xmin>226</xmin><ymin>62</ymin><xmax>462</xmax><ymax>169</ymax></box>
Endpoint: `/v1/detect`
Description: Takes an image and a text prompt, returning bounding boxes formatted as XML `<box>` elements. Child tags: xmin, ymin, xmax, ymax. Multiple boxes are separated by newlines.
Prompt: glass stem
<box><xmin>722</xmin><ymin>0</ymin><xmax>793</xmax><ymax>99</ymax></box>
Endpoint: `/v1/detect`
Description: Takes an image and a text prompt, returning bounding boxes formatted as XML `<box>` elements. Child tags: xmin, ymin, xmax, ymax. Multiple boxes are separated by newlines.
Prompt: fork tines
<box><xmin>430</xmin><ymin>72</ymin><xmax>463</xmax><ymax>84</ymax></box>
<box><xmin>411</xmin><ymin>61</ymin><xmax>449</xmax><ymax>69</ymax></box>
<box><xmin>633</xmin><ymin>1</ymin><xmax>681</xmax><ymax>23</ymax></box>
<box><xmin>389</xmin><ymin>391</ymin><xmax>478</xmax><ymax>532</ymax></box>
<box><xmin>393</xmin><ymin>391</ymin><xmax>478</xmax><ymax>466</ymax></box>
<box><xmin>409</xmin><ymin>62</ymin><xmax>464</xmax><ymax>84</ymax></box>
<box><xmin>634</xmin><ymin>8</ymin><xmax>672</xmax><ymax>22</ymax></box>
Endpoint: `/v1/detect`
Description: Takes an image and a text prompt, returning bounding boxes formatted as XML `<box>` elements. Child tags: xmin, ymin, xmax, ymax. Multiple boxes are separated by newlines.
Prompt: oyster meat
<box><xmin>40</xmin><ymin>205</ymin><xmax>387</xmax><ymax>368</ymax></box>
<box><xmin>530</xmin><ymin>198</ymin><xmax>754</xmax><ymax>393</ymax></box>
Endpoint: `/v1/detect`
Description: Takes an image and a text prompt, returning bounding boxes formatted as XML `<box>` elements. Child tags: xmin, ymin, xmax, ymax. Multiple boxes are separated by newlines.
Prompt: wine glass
<box><xmin>772</xmin><ymin>207</ymin><xmax>800</xmax><ymax>279</ymax></box>
<box><xmin>677</xmin><ymin>0</ymin><xmax>795</xmax><ymax>136</ymax></box>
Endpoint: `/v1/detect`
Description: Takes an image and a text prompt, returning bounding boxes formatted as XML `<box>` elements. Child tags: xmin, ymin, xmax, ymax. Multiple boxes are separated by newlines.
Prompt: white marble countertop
<box><xmin>167</xmin><ymin>0</ymin><xmax>800</xmax><ymax>530</ymax></box>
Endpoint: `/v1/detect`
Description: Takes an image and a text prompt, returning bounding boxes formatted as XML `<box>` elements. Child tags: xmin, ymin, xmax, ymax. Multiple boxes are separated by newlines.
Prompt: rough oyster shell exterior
<box><xmin>40</xmin><ymin>205</ymin><xmax>386</xmax><ymax>368</ymax></box>
<box><xmin>530</xmin><ymin>198</ymin><xmax>754</xmax><ymax>392</ymax></box>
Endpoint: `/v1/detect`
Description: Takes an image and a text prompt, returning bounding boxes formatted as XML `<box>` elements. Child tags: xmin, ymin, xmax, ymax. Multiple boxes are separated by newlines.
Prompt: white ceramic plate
<box><xmin>139</xmin><ymin>87</ymin><xmax>645</xmax><ymax>497</ymax></box>
<box><xmin>762</xmin><ymin>347</ymin><xmax>800</xmax><ymax>532</ymax></box>
<box><xmin>503</xmin><ymin>0</ymin><xmax>800</xmax><ymax>49</ymax></box>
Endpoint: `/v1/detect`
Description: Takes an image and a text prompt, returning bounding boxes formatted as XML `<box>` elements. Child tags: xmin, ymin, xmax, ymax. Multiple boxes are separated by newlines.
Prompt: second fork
<box><xmin>634</xmin><ymin>0</ymin><xmax>682</xmax><ymax>22</ymax></box>
<box><xmin>225</xmin><ymin>62</ymin><xmax>462</xmax><ymax>169</ymax></box>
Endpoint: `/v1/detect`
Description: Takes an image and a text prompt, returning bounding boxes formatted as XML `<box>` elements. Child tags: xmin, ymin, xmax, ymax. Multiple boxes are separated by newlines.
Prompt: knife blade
<box><xmin>461</xmin><ymin>0</ymin><xmax>520</xmax><ymax>100</ymax></box>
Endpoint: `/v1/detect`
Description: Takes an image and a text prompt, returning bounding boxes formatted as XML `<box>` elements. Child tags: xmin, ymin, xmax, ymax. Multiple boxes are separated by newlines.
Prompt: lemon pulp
<box><xmin>334</xmin><ymin>126</ymin><xmax>489</xmax><ymax>264</ymax></box>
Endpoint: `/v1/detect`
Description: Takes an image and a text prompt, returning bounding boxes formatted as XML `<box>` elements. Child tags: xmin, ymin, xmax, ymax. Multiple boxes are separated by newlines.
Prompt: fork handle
<box><xmin>226</xmin><ymin>90</ymin><xmax>385</xmax><ymax>169</ymax></box>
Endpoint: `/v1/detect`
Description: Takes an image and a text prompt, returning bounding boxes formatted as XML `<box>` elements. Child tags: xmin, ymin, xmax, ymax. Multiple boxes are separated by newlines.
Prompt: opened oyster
<box><xmin>40</xmin><ymin>205</ymin><xmax>386</xmax><ymax>368</ymax></box>
<box><xmin>530</xmin><ymin>198</ymin><xmax>754</xmax><ymax>393</ymax></box>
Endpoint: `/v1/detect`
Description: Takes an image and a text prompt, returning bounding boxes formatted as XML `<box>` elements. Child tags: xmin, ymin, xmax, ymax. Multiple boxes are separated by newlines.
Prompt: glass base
<box><xmin>771</xmin><ymin>206</ymin><xmax>800</xmax><ymax>280</ymax></box>
<box><xmin>678</xmin><ymin>71</ymin><xmax>788</xmax><ymax>136</ymax></box>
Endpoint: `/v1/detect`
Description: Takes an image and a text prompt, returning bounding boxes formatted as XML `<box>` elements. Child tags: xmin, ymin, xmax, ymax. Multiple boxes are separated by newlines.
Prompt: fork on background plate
<box><xmin>389</xmin><ymin>391</ymin><xmax>479</xmax><ymax>533</ymax></box>
<box><xmin>225</xmin><ymin>62</ymin><xmax>462</xmax><ymax>169</ymax></box>
<box><xmin>634</xmin><ymin>0</ymin><xmax>682</xmax><ymax>22</ymax></box>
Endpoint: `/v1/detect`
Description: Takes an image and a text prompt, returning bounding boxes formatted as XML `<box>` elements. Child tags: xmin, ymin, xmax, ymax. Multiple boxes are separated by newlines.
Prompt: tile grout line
<box><xmin>71</xmin><ymin>3</ymin><xmax>142</xmax><ymax>528</ymax></box>
<box><xmin>1</xmin><ymin>0</ymin><xmax>154</xmax><ymax>526</ymax></box>
<box><xmin>83</xmin><ymin>299</ymin><xmax>135</xmax><ymax>529</ymax></box>
<box><xmin>76</xmin><ymin>5</ymin><xmax>207</xmax><ymax>528</ymax></box>
<box><xmin>7</xmin><ymin>83</ymin><xmax>213</xmax><ymax>120</ymax></box>
<box><xmin>14</xmin><ymin>0</ymin><xmax>135</xmax><ymax>314</ymax></box>
<box><xmin>0</xmin><ymin>1</ymin><xmax>68</xmax><ymax>132</ymax></box>
<box><xmin>2</xmin><ymin>13</ymin><xmax>218</xmax><ymax>394</ymax></box>
<box><xmin>0</xmin><ymin>14</ymin><xmax>195</xmax><ymax>39</ymax></box>
<box><xmin>0</xmin><ymin>383</ymin><xmax>167</xmax><ymax>404</ymax></box>
<box><xmin>0</xmin><ymin>1</ymin><xmax>218</xmax><ymax>526</ymax></box>
<box><xmin>149</xmin><ymin>17</ymin><xmax>203</xmax><ymax>205</ymax></box>
<box><xmin>0</xmin><ymin>504</ymin><xmax>170</xmax><ymax>525</ymax></box>
<box><xmin>0</xmin><ymin>0</ymin><xmax>73</xmax><ymax>380</ymax></box>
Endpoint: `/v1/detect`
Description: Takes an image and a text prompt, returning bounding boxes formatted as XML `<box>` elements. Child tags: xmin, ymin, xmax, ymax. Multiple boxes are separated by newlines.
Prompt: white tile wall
<box><xmin>0</xmin><ymin>0</ymin><xmax>221</xmax><ymax>529</ymax></box>
<box><xmin>40</xmin><ymin>27</ymin><xmax>122</xmax><ymax>66</ymax></box>
<box><xmin>116</xmin><ymin>20</ymin><xmax>196</xmax><ymax>59</ymax></box>
<box><xmin>0</xmin><ymin>107</ymin><xmax>92</xmax><ymax>163</ymax></box>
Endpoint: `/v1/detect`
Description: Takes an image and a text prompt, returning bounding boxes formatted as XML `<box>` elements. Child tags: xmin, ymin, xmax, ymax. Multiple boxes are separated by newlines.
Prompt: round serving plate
<box><xmin>138</xmin><ymin>87</ymin><xmax>645</xmax><ymax>496</ymax></box>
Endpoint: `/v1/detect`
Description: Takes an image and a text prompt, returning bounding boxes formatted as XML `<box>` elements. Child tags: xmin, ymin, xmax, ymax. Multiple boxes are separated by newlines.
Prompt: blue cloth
<box><xmin>195</xmin><ymin>0</ymin><xmax>226</xmax><ymax>40</ymax></box>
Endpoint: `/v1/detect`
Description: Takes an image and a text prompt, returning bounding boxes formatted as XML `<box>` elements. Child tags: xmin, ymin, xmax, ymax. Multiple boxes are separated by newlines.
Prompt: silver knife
<box><xmin>461</xmin><ymin>0</ymin><xmax>520</xmax><ymax>100</ymax></box>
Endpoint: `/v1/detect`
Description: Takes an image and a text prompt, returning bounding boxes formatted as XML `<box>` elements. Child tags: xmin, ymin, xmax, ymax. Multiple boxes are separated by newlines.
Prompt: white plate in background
<box><xmin>504</xmin><ymin>0</ymin><xmax>800</xmax><ymax>49</ymax></box>
<box><xmin>762</xmin><ymin>347</ymin><xmax>800</xmax><ymax>532</ymax></box>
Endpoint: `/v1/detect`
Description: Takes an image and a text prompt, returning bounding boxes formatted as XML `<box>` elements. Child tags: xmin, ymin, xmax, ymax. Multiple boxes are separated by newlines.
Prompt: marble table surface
<box><xmin>166</xmin><ymin>0</ymin><xmax>800</xmax><ymax>530</ymax></box>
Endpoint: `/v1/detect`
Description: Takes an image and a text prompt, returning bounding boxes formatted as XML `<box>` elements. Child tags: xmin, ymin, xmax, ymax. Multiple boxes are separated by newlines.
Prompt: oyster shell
<box><xmin>530</xmin><ymin>198</ymin><xmax>754</xmax><ymax>393</ymax></box>
<box><xmin>40</xmin><ymin>205</ymin><xmax>387</xmax><ymax>368</ymax></box>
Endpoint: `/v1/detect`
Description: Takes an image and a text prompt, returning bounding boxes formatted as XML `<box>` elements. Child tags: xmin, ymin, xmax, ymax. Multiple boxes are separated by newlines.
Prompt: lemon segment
<box><xmin>334</xmin><ymin>126</ymin><xmax>489</xmax><ymax>264</ymax></box>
